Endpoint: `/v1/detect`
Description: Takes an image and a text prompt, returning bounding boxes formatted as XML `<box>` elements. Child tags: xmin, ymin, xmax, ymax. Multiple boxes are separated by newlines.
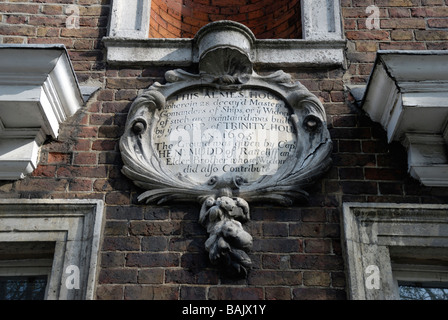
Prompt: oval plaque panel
<box><xmin>154</xmin><ymin>88</ymin><xmax>296</xmax><ymax>184</ymax></box>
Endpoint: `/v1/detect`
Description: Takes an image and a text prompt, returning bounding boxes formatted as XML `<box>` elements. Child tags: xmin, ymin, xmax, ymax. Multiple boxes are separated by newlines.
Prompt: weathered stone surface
<box><xmin>119</xmin><ymin>21</ymin><xmax>332</xmax><ymax>277</ymax></box>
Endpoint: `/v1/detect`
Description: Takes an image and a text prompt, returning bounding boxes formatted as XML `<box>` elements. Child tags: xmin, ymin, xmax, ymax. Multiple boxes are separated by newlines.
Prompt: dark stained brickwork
<box><xmin>0</xmin><ymin>0</ymin><xmax>447</xmax><ymax>300</ymax></box>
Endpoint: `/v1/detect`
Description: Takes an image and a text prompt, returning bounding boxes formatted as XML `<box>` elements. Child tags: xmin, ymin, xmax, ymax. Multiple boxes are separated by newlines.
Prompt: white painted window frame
<box><xmin>104</xmin><ymin>0</ymin><xmax>345</xmax><ymax>67</ymax></box>
<box><xmin>0</xmin><ymin>199</ymin><xmax>105</xmax><ymax>300</ymax></box>
<box><xmin>342</xmin><ymin>202</ymin><xmax>448</xmax><ymax>300</ymax></box>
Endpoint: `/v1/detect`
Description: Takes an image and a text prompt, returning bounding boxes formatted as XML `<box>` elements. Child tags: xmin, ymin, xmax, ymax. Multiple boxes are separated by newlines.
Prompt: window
<box><xmin>0</xmin><ymin>200</ymin><xmax>104</xmax><ymax>300</ymax></box>
<box><xmin>0</xmin><ymin>276</ymin><xmax>48</xmax><ymax>300</ymax></box>
<box><xmin>391</xmin><ymin>247</ymin><xmax>448</xmax><ymax>300</ymax></box>
<box><xmin>399</xmin><ymin>285</ymin><xmax>448</xmax><ymax>300</ymax></box>
<box><xmin>0</xmin><ymin>245</ymin><xmax>54</xmax><ymax>300</ymax></box>
<box><xmin>0</xmin><ymin>242</ymin><xmax>54</xmax><ymax>300</ymax></box>
<box><xmin>342</xmin><ymin>202</ymin><xmax>448</xmax><ymax>300</ymax></box>
<box><xmin>394</xmin><ymin>265</ymin><xmax>448</xmax><ymax>300</ymax></box>
<box><xmin>104</xmin><ymin>0</ymin><xmax>345</xmax><ymax>67</ymax></box>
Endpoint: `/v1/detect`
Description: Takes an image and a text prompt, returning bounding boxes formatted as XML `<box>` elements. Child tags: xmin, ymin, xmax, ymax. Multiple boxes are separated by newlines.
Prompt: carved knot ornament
<box><xmin>119</xmin><ymin>21</ymin><xmax>333</xmax><ymax>277</ymax></box>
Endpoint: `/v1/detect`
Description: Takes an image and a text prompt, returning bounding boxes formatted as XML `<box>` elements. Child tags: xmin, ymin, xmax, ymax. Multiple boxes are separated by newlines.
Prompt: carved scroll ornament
<box><xmin>119</xmin><ymin>21</ymin><xmax>332</xmax><ymax>277</ymax></box>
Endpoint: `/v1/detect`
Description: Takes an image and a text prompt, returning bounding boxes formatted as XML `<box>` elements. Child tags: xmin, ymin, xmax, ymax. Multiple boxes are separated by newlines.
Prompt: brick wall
<box><xmin>343</xmin><ymin>0</ymin><xmax>448</xmax><ymax>83</ymax></box>
<box><xmin>149</xmin><ymin>0</ymin><xmax>302</xmax><ymax>39</ymax></box>
<box><xmin>0</xmin><ymin>0</ymin><xmax>448</xmax><ymax>300</ymax></box>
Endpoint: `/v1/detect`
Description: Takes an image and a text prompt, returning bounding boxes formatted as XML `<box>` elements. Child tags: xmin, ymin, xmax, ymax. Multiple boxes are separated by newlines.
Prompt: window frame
<box><xmin>342</xmin><ymin>202</ymin><xmax>448</xmax><ymax>300</ymax></box>
<box><xmin>0</xmin><ymin>199</ymin><xmax>105</xmax><ymax>300</ymax></box>
<box><xmin>393</xmin><ymin>264</ymin><xmax>448</xmax><ymax>300</ymax></box>
<box><xmin>0</xmin><ymin>259</ymin><xmax>53</xmax><ymax>300</ymax></box>
<box><xmin>104</xmin><ymin>0</ymin><xmax>346</xmax><ymax>67</ymax></box>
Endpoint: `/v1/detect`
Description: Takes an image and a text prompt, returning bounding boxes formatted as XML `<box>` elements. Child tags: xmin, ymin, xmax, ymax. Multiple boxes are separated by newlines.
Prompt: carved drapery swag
<box><xmin>120</xmin><ymin>21</ymin><xmax>332</xmax><ymax>277</ymax></box>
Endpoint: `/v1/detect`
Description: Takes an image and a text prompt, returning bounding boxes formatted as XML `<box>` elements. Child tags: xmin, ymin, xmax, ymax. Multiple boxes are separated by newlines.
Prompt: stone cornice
<box><xmin>362</xmin><ymin>50</ymin><xmax>448</xmax><ymax>187</ymax></box>
<box><xmin>0</xmin><ymin>44</ymin><xmax>84</xmax><ymax>180</ymax></box>
<box><xmin>103</xmin><ymin>36</ymin><xmax>347</xmax><ymax>68</ymax></box>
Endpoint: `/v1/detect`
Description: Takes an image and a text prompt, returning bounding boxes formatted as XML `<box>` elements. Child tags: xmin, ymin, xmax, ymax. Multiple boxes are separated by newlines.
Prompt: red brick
<box><xmin>105</xmin><ymin>191</ymin><xmax>131</xmax><ymax>205</ymax></box>
<box><xmin>376</xmin><ymin>0</ymin><xmax>419</xmax><ymax>5</ymax></box>
<box><xmin>303</xmin><ymin>271</ymin><xmax>331</xmax><ymax>286</ymax></box>
<box><xmin>115</xmin><ymin>89</ymin><xmax>138</xmax><ymax>101</ymax></box>
<box><xmin>208</xmin><ymin>287</ymin><xmax>263</xmax><ymax>300</ymax></box>
<box><xmin>390</xmin><ymin>29</ymin><xmax>414</xmax><ymax>40</ymax></box>
<box><xmin>253</xmin><ymin>239</ymin><xmax>303</xmax><ymax>253</ymax></box>
<box><xmin>293</xmin><ymin>288</ymin><xmax>346</xmax><ymax>300</ymax></box>
<box><xmin>341</xmin><ymin>181</ymin><xmax>378</xmax><ymax>195</ymax></box>
<box><xmin>379</xmin><ymin>42</ymin><xmax>426</xmax><ymax>50</ymax></box>
<box><xmin>346</xmin><ymin>30</ymin><xmax>390</xmax><ymax>40</ymax></box>
<box><xmin>180</xmin><ymin>286</ymin><xmax>207</xmax><ymax>300</ymax></box>
<box><xmin>380</xmin><ymin>18</ymin><xmax>426</xmax><ymax>29</ymax></box>
<box><xmin>388</xmin><ymin>7</ymin><xmax>411</xmax><ymax>17</ymax></box>
<box><xmin>422</xmin><ymin>7</ymin><xmax>448</xmax><ymax>17</ymax></box>
<box><xmin>290</xmin><ymin>254</ymin><xmax>344</xmax><ymax>270</ymax></box>
<box><xmin>96</xmin><ymin>285</ymin><xmax>124</xmax><ymax>300</ymax></box>
<box><xmin>98</xmin><ymin>269</ymin><xmax>137</xmax><ymax>284</ymax></box>
<box><xmin>69</xmin><ymin>179</ymin><xmax>93</xmax><ymax>192</ymax></box>
<box><xmin>31</xmin><ymin>165</ymin><xmax>57</xmax><ymax>177</ymax></box>
<box><xmin>89</xmin><ymin>114</ymin><xmax>113</xmax><ymax>125</ymax></box>
<box><xmin>106</xmin><ymin>78</ymin><xmax>153</xmax><ymax>89</ymax></box>
<box><xmin>364</xmin><ymin>168</ymin><xmax>406</xmax><ymax>181</ymax></box>
<box><xmin>28</xmin><ymin>37</ymin><xmax>74</xmax><ymax>47</ymax></box>
<box><xmin>126</xmin><ymin>253</ymin><xmax>180</xmax><ymax>267</ymax></box>
<box><xmin>427</xmin><ymin>18</ymin><xmax>448</xmax><ymax>28</ymax></box>
<box><xmin>2</xmin><ymin>36</ymin><xmax>26</xmax><ymax>44</ymax></box>
<box><xmin>124</xmin><ymin>285</ymin><xmax>179</xmax><ymax>300</ymax></box>
<box><xmin>48</xmin><ymin>152</ymin><xmax>71</xmax><ymax>164</ymax></box>
<box><xmin>61</xmin><ymin>27</ymin><xmax>106</xmax><ymax>38</ymax></box>
<box><xmin>0</xmin><ymin>3</ymin><xmax>39</xmax><ymax>14</ymax></box>
<box><xmin>74</xmin><ymin>139</ymin><xmax>91</xmax><ymax>151</ymax></box>
<box><xmin>73</xmin><ymin>152</ymin><xmax>97</xmax><ymax>165</ymax></box>
<box><xmin>77</xmin><ymin>126</ymin><xmax>98</xmax><ymax>138</ymax></box>
<box><xmin>41</xmin><ymin>4</ymin><xmax>63</xmax><ymax>15</ymax></box>
<box><xmin>0</xmin><ymin>25</ymin><xmax>36</xmax><ymax>36</ymax></box>
<box><xmin>92</xmin><ymin>140</ymin><xmax>116</xmax><ymax>151</ymax></box>
<box><xmin>265</xmin><ymin>287</ymin><xmax>292</xmax><ymax>300</ymax></box>
<box><xmin>333</xmin><ymin>154</ymin><xmax>376</xmax><ymax>167</ymax></box>
<box><xmin>248</xmin><ymin>270</ymin><xmax>302</xmax><ymax>286</ymax></box>
<box><xmin>28</xmin><ymin>16</ymin><xmax>65</xmax><ymax>26</ymax></box>
<box><xmin>56</xmin><ymin>166</ymin><xmax>107</xmax><ymax>178</ymax></box>
<box><xmin>102</xmin><ymin>236</ymin><xmax>140</xmax><ymax>251</ymax></box>
<box><xmin>138</xmin><ymin>269</ymin><xmax>164</xmax><ymax>284</ymax></box>
<box><xmin>149</xmin><ymin>0</ymin><xmax>301</xmax><ymax>39</ymax></box>
<box><xmin>130</xmin><ymin>221</ymin><xmax>181</xmax><ymax>236</ymax></box>
<box><xmin>338</xmin><ymin>140</ymin><xmax>361</xmax><ymax>153</ymax></box>
<box><xmin>98</xmin><ymin>125</ymin><xmax>124</xmax><ymax>138</ymax></box>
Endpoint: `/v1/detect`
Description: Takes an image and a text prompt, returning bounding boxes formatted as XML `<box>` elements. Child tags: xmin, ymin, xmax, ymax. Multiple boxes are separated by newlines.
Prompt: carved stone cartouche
<box><xmin>119</xmin><ymin>21</ymin><xmax>332</xmax><ymax>277</ymax></box>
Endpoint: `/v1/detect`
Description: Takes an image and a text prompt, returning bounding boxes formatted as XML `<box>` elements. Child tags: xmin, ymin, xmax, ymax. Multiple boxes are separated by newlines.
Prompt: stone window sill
<box><xmin>103</xmin><ymin>37</ymin><xmax>346</xmax><ymax>68</ymax></box>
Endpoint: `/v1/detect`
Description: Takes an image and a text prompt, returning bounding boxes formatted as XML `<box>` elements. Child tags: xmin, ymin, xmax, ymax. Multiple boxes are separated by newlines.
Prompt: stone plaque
<box><xmin>119</xmin><ymin>21</ymin><xmax>332</xmax><ymax>277</ymax></box>
<box><xmin>153</xmin><ymin>88</ymin><xmax>296</xmax><ymax>183</ymax></box>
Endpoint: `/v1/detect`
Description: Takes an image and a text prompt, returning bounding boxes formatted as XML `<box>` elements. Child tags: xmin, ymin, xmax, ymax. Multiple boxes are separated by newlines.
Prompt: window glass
<box><xmin>399</xmin><ymin>282</ymin><xmax>448</xmax><ymax>300</ymax></box>
<box><xmin>0</xmin><ymin>275</ymin><xmax>48</xmax><ymax>300</ymax></box>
